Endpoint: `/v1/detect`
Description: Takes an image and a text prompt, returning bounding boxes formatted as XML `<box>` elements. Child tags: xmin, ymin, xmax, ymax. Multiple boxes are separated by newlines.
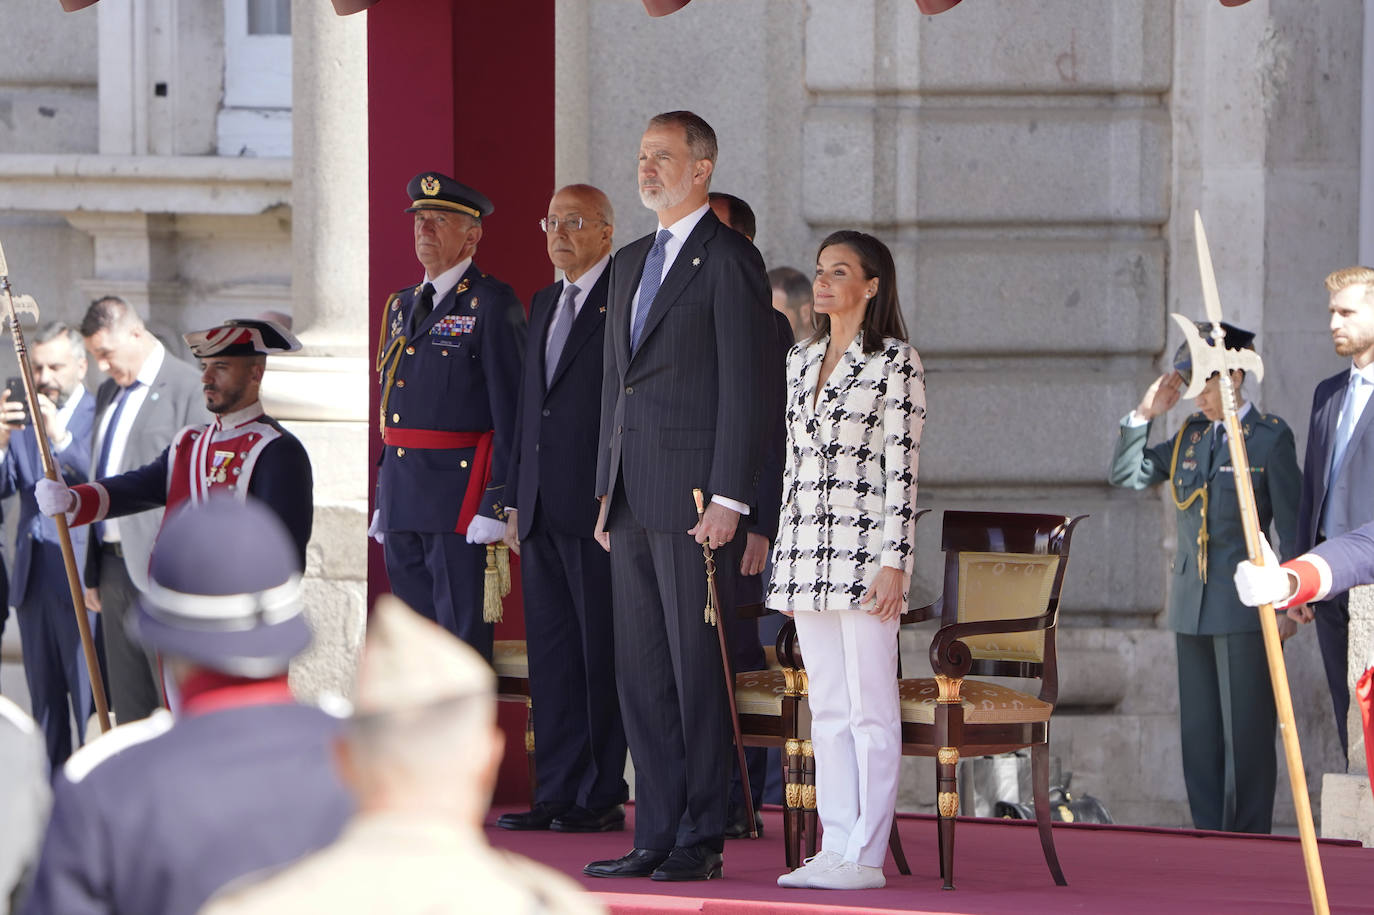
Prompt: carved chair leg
<box><xmin>802</xmin><ymin>740</ymin><xmax>818</xmax><ymax>859</ymax></box>
<box><xmin>1031</xmin><ymin>742</ymin><xmax>1067</xmax><ymax>886</ymax></box>
<box><xmin>888</xmin><ymin>819</ymin><xmax>910</xmax><ymax>875</ymax></box>
<box><xmin>784</xmin><ymin>739</ymin><xmax>802</xmax><ymax>869</ymax></box>
<box><xmin>524</xmin><ymin>697</ymin><xmax>537</xmax><ymax>801</ymax></box>
<box><xmin>936</xmin><ymin>746</ymin><xmax>960</xmax><ymax>890</ymax></box>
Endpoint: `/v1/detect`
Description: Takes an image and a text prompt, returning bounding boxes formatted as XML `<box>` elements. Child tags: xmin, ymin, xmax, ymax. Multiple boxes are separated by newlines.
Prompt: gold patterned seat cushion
<box><xmin>736</xmin><ymin>669</ymin><xmax>788</xmax><ymax>716</ymax></box>
<box><xmin>899</xmin><ymin>677</ymin><xmax>1052</xmax><ymax>725</ymax></box>
<box><xmin>492</xmin><ymin>639</ymin><xmax>528</xmax><ymax>679</ymax></box>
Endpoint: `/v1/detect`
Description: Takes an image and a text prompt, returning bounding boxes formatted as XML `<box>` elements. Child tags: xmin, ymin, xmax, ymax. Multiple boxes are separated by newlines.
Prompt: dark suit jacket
<box><xmin>88</xmin><ymin>351</ymin><xmax>211</xmax><ymax>590</ymax></box>
<box><xmin>1309</xmin><ymin>519</ymin><xmax>1374</xmax><ymax>597</ymax></box>
<box><xmin>595</xmin><ymin>208</ymin><xmax>772</xmax><ymax>532</ymax></box>
<box><xmin>0</xmin><ymin>388</ymin><xmax>96</xmax><ymax>606</ymax></box>
<box><xmin>1297</xmin><ymin>369</ymin><xmax>1374</xmax><ymax>553</ymax></box>
<box><xmin>748</xmin><ymin>310</ymin><xmax>795</xmax><ymax>544</ymax></box>
<box><xmin>508</xmin><ymin>261</ymin><xmax>610</xmax><ymax>540</ymax></box>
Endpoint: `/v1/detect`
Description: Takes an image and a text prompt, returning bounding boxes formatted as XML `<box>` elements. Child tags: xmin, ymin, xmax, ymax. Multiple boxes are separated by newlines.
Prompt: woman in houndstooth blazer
<box><xmin>768</xmin><ymin>231</ymin><xmax>925</xmax><ymax>891</ymax></box>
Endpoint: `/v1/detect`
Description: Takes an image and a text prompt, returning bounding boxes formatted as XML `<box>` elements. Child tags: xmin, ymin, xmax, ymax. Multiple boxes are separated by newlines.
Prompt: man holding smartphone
<box><xmin>0</xmin><ymin>322</ymin><xmax>95</xmax><ymax>771</ymax></box>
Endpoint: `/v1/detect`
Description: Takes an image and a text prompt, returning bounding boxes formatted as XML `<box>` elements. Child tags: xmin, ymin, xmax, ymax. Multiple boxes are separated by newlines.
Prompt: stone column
<box><xmin>275</xmin><ymin>0</ymin><xmax>370</xmax><ymax>701</ymax></box>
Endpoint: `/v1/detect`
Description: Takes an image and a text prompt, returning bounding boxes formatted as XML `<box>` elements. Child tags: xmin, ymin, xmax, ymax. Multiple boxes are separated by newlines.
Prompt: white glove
<box><xmin>465</xmin><ymin>515</ymin><xmax>506</xmax><ymax>545</ymax></box>
<box><xmin>367</xmin><ymin>508</ymin><xmax>384</xmax><ymax>545</ymax></box>
<box><xmin>1233</xmin><ymin>535</ymin><xmax>1297</xmax><ymax>609</ymax></box>
<box><xmin>35</xmin><ymin>478</ymin><xmax>75</xmax><ymax>518</ymax></box>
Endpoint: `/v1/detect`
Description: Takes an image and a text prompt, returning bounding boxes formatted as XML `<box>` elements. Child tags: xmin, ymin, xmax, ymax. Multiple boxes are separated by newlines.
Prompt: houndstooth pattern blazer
<box><xmin>766</xmin><ymin>332</ymin><xmax>926</xmax><ymax>612</ymax></box>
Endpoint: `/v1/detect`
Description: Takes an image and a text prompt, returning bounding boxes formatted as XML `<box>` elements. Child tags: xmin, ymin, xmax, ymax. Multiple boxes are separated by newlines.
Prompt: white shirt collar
<box><xmin>135</xmin><ymin>341</ymin><xmax>166</xmax><ymax>388</ymax></box>
<box><xmin>424</xmin><ymin>257</ymin><xmax>473</xmax><ymax>304</ymax></box>
<box><xmin>214</xmin><ymin>400</ymin><xmax>266</xmax><ymax>431</ymax></box>
<box><xmin>57</xmin><ymin>386</ymin><xmax>86</xmax><ymax>423</ymax></box>
<box><xmin>658</xmin><ymin>201</ymin><xmax>710</xmax><ymax>244</ymax></box>
<box><xmin>1210</xmin><ymin>400</ymin><xmax>1252</xmax><ymax>432</ymax></box>
<box><xmin>562</xmin><ymin>254</ymin><xmax>611</xmax><ymax>314</ymax></box>
<box><xmin>1349</xmin><ymin>361</ymin><xmax>1374</xmax><ymax>385</ymax></box>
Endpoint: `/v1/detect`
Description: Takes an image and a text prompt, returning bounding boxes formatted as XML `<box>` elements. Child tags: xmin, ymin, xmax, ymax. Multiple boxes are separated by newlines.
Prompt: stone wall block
<box><xmin>920</xmin><ymin>372</ymin><xmax>1151</xmax><ymax>485</ymax></box>
<box><xmin>909</xmin><ymin>0</ymin><xmax>1170</xmax><ymax>94</ymax></box>
<box><xmin>0</xmin><ymin>2</ymin><xmax>96</xmax><ymax>84</ymax></box>
<box><xmin>0</xmin><ymin>89</ymin><xmax>98</xmax><ymax>155</ymax></box>
<box><xmin>304</xmin><ymin>501</ymin><xmax>368</xmax><ymax>583</ymax></box>
<box><xmin>803</xmin><ymin>0</ymin><xmax>876</xmax><ymax>91</ymax></box>
<box><xmin>914</xmin><ymin>108</ymin><xmax>1170</xmax><ymax>225</ymax></box>
<box><xmin>291</xmin><ymin>576</ymin><xmax>366</xmax><ymax>703</ymax></box>
<box><xmin>913</xmin><ymin>239</ymin><xmax>1165</xmax><ymax>355</ymax></box>
<box><xmin>801</xmin><ymin>107</ymin><xmax>876</xmax><ymax>226</ymax></box>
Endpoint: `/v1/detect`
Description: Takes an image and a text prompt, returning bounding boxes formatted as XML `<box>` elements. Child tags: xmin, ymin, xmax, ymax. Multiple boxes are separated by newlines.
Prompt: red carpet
<box><xmin>486</xmin><ymin>804</ymin><xmax>1374</xmax><ymax>914</ymax></box>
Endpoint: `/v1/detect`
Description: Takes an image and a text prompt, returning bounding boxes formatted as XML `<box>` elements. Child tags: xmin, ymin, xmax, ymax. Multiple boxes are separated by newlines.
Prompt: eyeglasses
<box><xmin>539</xmin><ymin>215</ymin><xmax>600</xmax><ymax>233</ymax></box>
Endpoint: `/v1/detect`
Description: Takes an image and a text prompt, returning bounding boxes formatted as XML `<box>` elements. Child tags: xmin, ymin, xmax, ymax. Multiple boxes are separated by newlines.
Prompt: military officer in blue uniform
<box><xmin>372</xmin><ymin>172</ymin><xmax>525</xmax><ymax>660</ymax></box>
<box><xmin>1109</xmin><ymin>321</ymin><xmax>1301</xmax><ymax>834</ymax></box>
<box><xmin>20</xmin><ymin>496</ymin><xmax>352</xmax><ymax>915</ymax></box>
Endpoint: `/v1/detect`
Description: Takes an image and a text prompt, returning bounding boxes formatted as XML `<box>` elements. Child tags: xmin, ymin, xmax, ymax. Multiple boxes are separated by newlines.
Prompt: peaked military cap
<box><xmin>1173</xmin><ymin>320</ymin><xmax>1256</xmax><ymax>385</ymax></box>
<box><xmin>405</xmin><ymin>171</ymin><xmax>495</xmax><ymax>220</ymax></box>
<box><xmin>353</xmin><ymin>595</ymin><xmax>494</xmax><ymax>719</ymax></box>
<box><xmin>184</xmin><ymin>318</ymin><xmax>302</xmax><ymax>358</ymax></box>
<box><xmin>131</xmin><ymin>495</ymin><xmax>310</xmax><ymax>678</ymax></box>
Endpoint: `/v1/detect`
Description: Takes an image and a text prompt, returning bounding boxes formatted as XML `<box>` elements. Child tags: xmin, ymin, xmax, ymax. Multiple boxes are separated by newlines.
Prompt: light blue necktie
<box><xmin>1329</xmin><ymin>373</ymin><xmax>1363</xmax><ymax>485</ymax></box>
<box><xmin>630</xmin><ymin>229</ymin><xmax>673</xmax><ymax>352</ymax></box>
<box><xmin>544</xmin><ymin>282</ymin><xmax>578</xmax><ymax>387</ymax></box>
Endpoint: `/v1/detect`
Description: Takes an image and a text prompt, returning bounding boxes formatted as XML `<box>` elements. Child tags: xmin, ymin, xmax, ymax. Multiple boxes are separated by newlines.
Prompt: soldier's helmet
<box><xmin>130</xmin><ymin>494</ymin><xmax>310</xmax><ymax>678</ymax></box>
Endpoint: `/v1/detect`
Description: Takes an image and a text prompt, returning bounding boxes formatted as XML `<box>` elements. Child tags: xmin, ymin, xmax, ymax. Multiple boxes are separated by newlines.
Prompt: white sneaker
<box><xmin>809</xmin><ymin>860</ymin><xmax>886</xmax><ymax>890</ymax></box>
<box><xmin>776</xmin><ymin>850</ymin><xmax>844</xmax><ymax>888</ymax></box>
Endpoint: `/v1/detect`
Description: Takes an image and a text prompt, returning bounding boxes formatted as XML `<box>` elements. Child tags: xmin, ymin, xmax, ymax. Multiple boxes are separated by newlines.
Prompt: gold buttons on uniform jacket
<box><xmin>405</xmin><ymin>346</ymin><xmax>415</xmax><ymax>355</ymax></box>
<box><xmin>396</xmin><ymin>379</ymin><xmax>406</xmax><ymax>388</ymax></box>
<box><xmin>392</xmin><ymin>413</ymin><xmax>400</xmax><ymax>423</ymax></box>
<box><xmin>460</xmin><ymin>459</ymin><xmax>469</xmax><ymax>468</ymax></box>
<box><xmin>397</xmin><ymin>447</ymin><xmax>406</xmax><ymax>457</ymax></box>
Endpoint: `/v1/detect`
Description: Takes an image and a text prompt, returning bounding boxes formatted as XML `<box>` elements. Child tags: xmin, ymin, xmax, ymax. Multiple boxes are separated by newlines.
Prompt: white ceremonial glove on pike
<box><xmin>35</xmin><ymin>478</ymin><xmax>76</xmax><ymax>519</ymax></box>
<box><xmin>367</xmin><ymin>509</ymin><xmax>384</xmax><ymax>545</ymax></box>
<box><xmin>465</xmin><ymin>515</ymin><xmax>506</xmax><ymax>545</ymax></box>
<box><xmin>1233</xmin><ymin>535</ymin><xmax>1297</xmax><ymax>609</ymax></box>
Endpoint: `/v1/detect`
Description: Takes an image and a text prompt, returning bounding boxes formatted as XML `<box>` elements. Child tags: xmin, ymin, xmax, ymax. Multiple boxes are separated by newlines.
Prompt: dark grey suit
<box><xmin>1296</xmin><ymin>368</ymin><xmax>1374</xmax><ymax>753</ymax></box>
<box><xmin>88</xmin><ymin>350</ymin><xmax>210</xmax><ymax>723</ymax></box>
<box><xmin>595</xmin><ymin>206</ymin><xmax>771</xmax><ymax>853</ymax></box>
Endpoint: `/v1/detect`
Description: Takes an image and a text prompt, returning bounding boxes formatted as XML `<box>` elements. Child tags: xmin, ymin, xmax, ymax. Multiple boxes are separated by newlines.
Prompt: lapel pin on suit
<box><xmin>692</xmin><ymin>257</ymin><xmax>701</xmax><ymax>266</ymax></box>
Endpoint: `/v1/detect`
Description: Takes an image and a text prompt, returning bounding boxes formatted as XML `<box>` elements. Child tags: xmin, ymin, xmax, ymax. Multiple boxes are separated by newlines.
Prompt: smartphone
<box><xmin>5</xmin><ymin>376</ymin><xmax>29</xmax><ymax>427</ymax></box>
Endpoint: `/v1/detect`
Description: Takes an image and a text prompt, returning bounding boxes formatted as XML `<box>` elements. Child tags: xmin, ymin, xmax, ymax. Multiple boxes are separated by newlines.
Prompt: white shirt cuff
<box><xmin>1124</xmin><ymin>411</ymin><xmax>1150</xmax><ymax>428</ymax></box>
<box><xmin>711</xmin><ymin>494</ymin><xmax>750</xmax><ymax>516</ymax></box>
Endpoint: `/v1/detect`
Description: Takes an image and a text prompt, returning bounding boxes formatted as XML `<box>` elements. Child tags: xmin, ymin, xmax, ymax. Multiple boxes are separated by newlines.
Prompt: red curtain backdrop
<box><xmin>367</xmin><ymin>0</ymin><xmax>554</xmax><ymax>803</ymax></box>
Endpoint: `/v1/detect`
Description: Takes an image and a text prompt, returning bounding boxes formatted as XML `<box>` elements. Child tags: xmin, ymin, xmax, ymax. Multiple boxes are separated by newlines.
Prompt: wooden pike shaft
<box><xmin>0</xmin><ymin>257</ymin><xmax>111</xmax><ymax>734</ymax></box>
<box><xmin>1196</xmin><ymin>210</ymin><xmax>1327</xmax><ymax>914</ymax></box>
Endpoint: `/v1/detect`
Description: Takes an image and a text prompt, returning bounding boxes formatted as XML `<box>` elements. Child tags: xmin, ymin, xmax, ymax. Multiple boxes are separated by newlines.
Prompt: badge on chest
<box><xmin>431</xmin><ymin>314</ymin><xmax>476</xmax><ymax>346</ymax></box>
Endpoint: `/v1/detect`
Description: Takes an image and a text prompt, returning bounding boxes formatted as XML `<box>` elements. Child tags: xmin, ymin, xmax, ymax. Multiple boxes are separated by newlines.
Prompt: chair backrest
<box><xmin>938</xmin><ymin>511</ymin><xmax>1086</xmax><ymax>686</ymax></box>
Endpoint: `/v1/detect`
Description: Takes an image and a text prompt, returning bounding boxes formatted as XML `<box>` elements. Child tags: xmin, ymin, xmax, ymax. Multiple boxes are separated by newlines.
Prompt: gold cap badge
<box><xmin>420</xmin><ymin>175</ymin><xmax>441</xmax><ymax>197</ymax></box>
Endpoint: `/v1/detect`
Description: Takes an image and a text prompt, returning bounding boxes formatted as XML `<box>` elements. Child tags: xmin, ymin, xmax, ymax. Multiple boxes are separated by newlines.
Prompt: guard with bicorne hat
<box><xmin>371</xmin><ymin>171</ymin><xmax>525</xmax><ymax>660</ymax></box>
<box><xmin>36</xmin><ymin>317</ymin><xmax>314</xmax><ymax>571</ymax></box>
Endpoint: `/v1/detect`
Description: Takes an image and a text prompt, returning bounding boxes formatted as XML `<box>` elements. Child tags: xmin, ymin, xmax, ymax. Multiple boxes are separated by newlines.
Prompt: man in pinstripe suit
<box><xmin>586</xmin><ymin>111</ymin><xmax>772</xmax><ymax>882</ymax></box>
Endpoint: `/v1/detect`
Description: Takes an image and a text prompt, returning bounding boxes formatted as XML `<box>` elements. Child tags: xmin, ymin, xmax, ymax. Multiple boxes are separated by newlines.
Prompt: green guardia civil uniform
<box><xmin>1109</xmin><ymin>405</ymin><xmax>1300</xmax><ymax>833</ymax></box>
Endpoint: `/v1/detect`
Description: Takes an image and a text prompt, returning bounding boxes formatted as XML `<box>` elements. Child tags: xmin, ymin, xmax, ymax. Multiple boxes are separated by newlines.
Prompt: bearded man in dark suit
<box><xmin>587</xmin><ymin>111</ymin><xmax>771</xmax><ymax>882</ymax></box>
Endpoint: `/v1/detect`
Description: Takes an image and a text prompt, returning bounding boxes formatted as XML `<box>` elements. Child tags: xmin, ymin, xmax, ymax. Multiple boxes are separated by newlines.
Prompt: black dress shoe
<box><xmin>651</xmin><ymin>845</ymin><xmax>724</xmax><ymax>882</ymax></box>
<box><xmin>584</xmin><ymin>848</ymin><xmax>670</xmax><ymax>878</ymax></box>
<box><xmin>723</xmin><ymin>804</ymin><xmax>764</xmax><ymax>839</ymax></box>
<box><xmin>495</xmin><ymin>802</ymin><xmax>569</xmax><ymax>831</ymax></box>
<box><xmin>551</xmin><ymin>804</ymin><xmax>626</xmax><ymax>833</ymax></box>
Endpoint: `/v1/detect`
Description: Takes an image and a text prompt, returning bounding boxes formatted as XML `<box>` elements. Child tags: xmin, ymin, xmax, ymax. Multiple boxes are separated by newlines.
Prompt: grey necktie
<box><xmin>1329</xmin><ymin>373</ymin><xmax>1363</xmax><ymax>484</ymax></box>
<box><xmin>545</xmin><ymin>283</ymin><xmax>579</xmax><ymax>387</ymax></box>
<box><xmin>630</xmin><ymin>229</ymin><xmax>673</xmax><ymax>352</ymax></box>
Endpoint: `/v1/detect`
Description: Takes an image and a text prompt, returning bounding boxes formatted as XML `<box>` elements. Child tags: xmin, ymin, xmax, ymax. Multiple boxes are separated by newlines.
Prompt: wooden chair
<box><xmin>492</xmin><ymin>639</ymin><xmax>536</xmax><ymax>797</ymax></box>
<box><xmin>896</xmin><ymin>509</ymin><xmax>1086</xmax><ymax>889</ymax></box>
<box><xmin>734</xmin><ymin>611</ymin><xmax>813</xmax><ymax>865</ymax></box>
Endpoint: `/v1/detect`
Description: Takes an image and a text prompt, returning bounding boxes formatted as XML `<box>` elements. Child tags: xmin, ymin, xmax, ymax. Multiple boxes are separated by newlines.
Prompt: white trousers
<box><xmin>792</xmin><ymin>608</ymin><xmax>901</xmax><ymax>867</ymax></box>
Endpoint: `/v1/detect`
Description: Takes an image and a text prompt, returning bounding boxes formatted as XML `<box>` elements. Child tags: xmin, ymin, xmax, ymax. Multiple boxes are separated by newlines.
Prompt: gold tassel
<box><xmin>496</xmin><ymin>542</ymin><xmax>512</xmax><ymax>596</ymax></box>
<box><xmin>483</xmin><ymin>545</ymin><xmax>504</xmax><ymax>623</ymax></box>
<box><xmin>703</xmin><ymin>548</ymin><xmax>717</xmax><ymax>625</ymax></box>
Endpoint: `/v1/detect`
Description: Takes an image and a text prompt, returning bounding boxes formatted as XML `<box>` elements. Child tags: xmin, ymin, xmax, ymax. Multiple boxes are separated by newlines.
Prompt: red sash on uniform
<box><xmin>381</xmin><ymin>427</ymin><xmax>494</xmax><ymax>535</ymax></box>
